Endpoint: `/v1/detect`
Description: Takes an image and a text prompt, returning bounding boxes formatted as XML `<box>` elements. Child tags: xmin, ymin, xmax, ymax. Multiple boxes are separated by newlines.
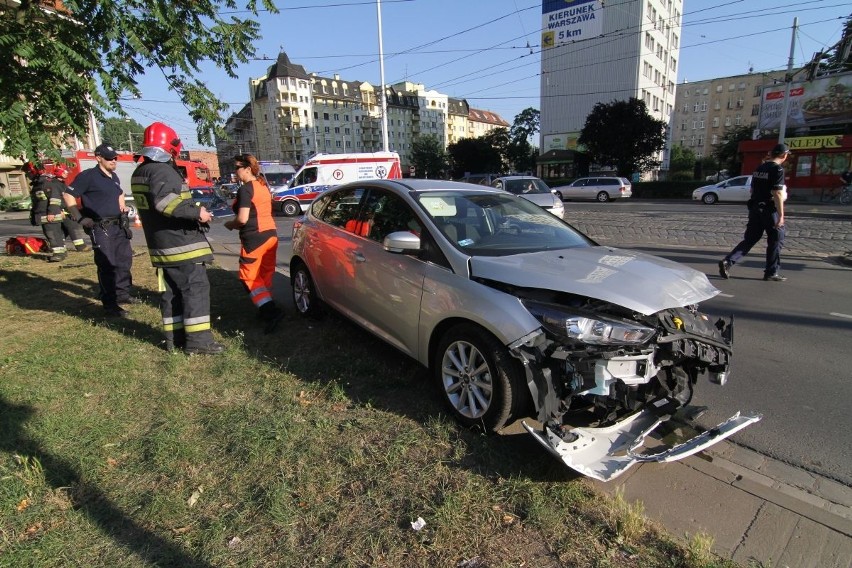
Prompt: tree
<box><xmin>509</xmin><ymin>107</ymin><xmax>540</xmax><ymax>143</ymax></box>
<box><xmin>100</xmin><ymin>117</ymin><xmax>145</xmax><ymax>151</ymax></box>
<box><xmin>447</xmin><ymin>136</ymin><xmax>504</xmax><ymax>179</ymax></box>
<box><xmin>0</xmin><ymin>0</ymin><xmax>276</xmax><ymax>161</ymax></box>
<box><xmin>410</xmin><ymin>134</ymin><xmax>448</xmax><ymax>179</ymax></box>
<box><xmin>578</xmin><ymin>98</ymin><xmax>667</xmax><ymax>176</ymax></box>
<box><xmin>806</xmin><ymin>15</ymin><xmax>851</xmax><ymax>78</ymax></box>
<box><xmin>669</xmin><ymin>145</ymin><xmax>696</xmax><ymax>179</ymax></box>
<box><xmin>712</xmin><ymin>124</ymin><xmax>753</xmax><ymax>176</ymax></box>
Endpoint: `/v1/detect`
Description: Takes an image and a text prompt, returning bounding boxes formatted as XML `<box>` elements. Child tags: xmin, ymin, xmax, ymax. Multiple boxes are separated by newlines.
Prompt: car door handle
<box><xmin>350</xmin><ymin>251</ymin><xmax>366</xmax><ymax>263</ymax></box>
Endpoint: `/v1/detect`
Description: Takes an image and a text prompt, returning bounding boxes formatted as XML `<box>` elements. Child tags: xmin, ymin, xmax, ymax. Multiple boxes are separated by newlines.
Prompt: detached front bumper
<box><xmin>522</xmin><ymin>409</ymin><xmax>761</xmax><ymax>482</ymax></box>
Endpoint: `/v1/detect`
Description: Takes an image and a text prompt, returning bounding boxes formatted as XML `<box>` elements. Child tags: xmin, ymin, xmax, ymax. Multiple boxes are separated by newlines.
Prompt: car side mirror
<box><xmin>384</xmin><ymin>231</ymin><xmax>421</xmax><ymax>253</ymax></box>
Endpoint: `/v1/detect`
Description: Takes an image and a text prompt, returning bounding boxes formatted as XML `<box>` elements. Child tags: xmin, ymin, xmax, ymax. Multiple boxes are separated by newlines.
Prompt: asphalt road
<box><xmin>3</xmin><ymin>200</ymin><xmax>851</xmax><ymax>485</ymax></box>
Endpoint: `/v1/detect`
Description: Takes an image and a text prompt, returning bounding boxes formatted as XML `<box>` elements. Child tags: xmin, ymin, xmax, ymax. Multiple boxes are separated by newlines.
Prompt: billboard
<box><xmin>758</xmin><ymin>73</ymin><xmax>852</xmax><ymax>130</ymax></box>
<box><xmin>543</xmin><ymin>132</ymin><xmax>581</xmax><ymax>151</ymax></box>
<box><xmin>541</xmin><ymin>0</ymin><xmax>604</xmax><ymax>50</ymax></box>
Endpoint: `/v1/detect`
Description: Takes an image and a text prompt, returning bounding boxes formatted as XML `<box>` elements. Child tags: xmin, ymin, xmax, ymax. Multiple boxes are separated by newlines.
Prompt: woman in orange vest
<box><xmin>225</xmin><ymin>154</ymin><xmax>285</xmax><ymax>334</ymax></box>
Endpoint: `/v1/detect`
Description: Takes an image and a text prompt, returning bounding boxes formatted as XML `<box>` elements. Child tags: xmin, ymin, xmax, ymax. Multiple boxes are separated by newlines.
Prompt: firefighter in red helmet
<box><xmin>131</xmin><ymin>122</ymin><xmax>224</xmax><ymax>354</ymax></box>
<box><xmin>50</xmin><ymin>163</ymin><xmax>88</xmax><ymax>253</ymax></box>
<box><xmin>26</xmin><ymin>160</ymin><xmax>87</xmax><ymax>261</ymax></box>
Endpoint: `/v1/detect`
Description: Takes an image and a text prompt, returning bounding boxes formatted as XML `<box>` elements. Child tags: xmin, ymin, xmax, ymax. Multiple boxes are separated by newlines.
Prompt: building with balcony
<box><xmin>671</xmin><ymin>69</ymin><xmax>789</xmax><ymax>160</ymax></box>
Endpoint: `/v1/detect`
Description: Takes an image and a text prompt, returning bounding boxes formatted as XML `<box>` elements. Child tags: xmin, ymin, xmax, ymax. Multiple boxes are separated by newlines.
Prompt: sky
<box><xmin>118</xmin><ymin>0</ymin><xmax>851</xmax><ymax>151</ymax></box>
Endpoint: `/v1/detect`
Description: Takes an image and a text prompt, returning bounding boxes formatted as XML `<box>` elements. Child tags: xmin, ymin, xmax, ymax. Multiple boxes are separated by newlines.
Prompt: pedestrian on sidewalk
<box><xmin>224</xmin><ymin>153</ymin><xmax>285</xmax><ymax>334</ymax></box>
<box><xmin>718</xmin><ymin>143</ymin><xmax>790</xmax><ymax>282</ymax></box>
<box><xmin>63</xmin><ymin>144</ymin><xmax>135</xmax><ymax>316</ymax></box>
<box><xmin>131</xmin><ymin>122</ymin><xmax>224</xmax><ymax>355</ymax></box>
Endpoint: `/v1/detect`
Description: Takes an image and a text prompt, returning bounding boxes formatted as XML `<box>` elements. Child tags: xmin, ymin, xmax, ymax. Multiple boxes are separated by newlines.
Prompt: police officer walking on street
<box><xmin>131</xmin><ymin>122</ymin><xmax>224</xmax><ymax>355</ymax></box>
<box><xmin>718</xmin><ymin>143</ymin><xmax>790</xmax><ymax>282</ymax></box>
<box><xmin>63</xmin><ymin>144</ymin><xmax>135</xmax><ymax>315</ymax></box>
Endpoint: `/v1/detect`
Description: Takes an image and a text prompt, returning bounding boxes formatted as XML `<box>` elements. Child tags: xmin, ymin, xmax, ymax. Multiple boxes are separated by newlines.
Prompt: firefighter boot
<box><xmin>259</xmin><ymin>302</ymin><xmax>285</xmax><ymax>335</ymax></box>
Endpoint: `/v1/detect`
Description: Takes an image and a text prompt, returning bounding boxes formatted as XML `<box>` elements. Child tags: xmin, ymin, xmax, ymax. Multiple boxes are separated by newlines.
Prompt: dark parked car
<box><xmin>191</xmin><ymin>187</ymin><xmax>234</xmax><ymax>218</ymax></box>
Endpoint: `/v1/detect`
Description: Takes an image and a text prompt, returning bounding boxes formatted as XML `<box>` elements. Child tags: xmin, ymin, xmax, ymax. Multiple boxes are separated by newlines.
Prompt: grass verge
<box><xmin>0</xmin><ymin>252</ymin><xmax>737</xmax><ymax>567</ymax></box>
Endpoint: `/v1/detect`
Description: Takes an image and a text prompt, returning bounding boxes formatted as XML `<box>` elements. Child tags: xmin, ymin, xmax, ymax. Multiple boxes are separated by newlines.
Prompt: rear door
<box><xmin>724</xmin><ymin>176</ymin><xmax>751</xmax><ymax>201</ymax></box>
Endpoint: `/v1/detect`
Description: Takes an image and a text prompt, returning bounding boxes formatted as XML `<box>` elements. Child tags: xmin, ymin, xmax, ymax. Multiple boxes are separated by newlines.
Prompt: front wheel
<box><xmin>702</xmin><ymin>192</ymin><xmax>718</xmax><ymax>205</ymax></box>
<box><xmin>434</xmin><ymin>323</ymin><xmax>528</xmax><ymax>432</ymax></box>
<box><xmin>291</xmin><ymin>262</ymin><xmax>322</xmax><ymax>318</ymax></box>
<box><xmin>840</xmin><ymin>191</ymin><xmax>852</xmax><ymax>206</ymax></box>
<box><xmin>596</xmin><ymin>191</ymin><xmax>610</xmax><ymax>203</ymax></box>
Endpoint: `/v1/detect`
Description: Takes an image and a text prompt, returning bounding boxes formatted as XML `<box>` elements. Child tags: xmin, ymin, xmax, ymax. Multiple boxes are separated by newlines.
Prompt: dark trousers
<box><xmin>41</xmin><ymin>222</ymin><xmax>67</xmax><ymax>254</ymax></box>
<box><xmin>724</xmin><ymin>204</ymin><xmax>785</xmax><ymax>277</ymax></box>
<box><xmin>90</xmin><ymin>224</ymin><xmax>133</xmax><ymax>308</ymax></box>
<box><xmin>159</xmin><ymin>263</ymin><xmax>215</xmax><ymax>349</ymax></box>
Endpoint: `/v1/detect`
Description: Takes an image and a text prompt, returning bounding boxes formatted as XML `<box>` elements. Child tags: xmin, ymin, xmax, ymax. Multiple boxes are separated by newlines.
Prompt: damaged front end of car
<box><xmin>506</xmin><ymin>292</ymin><xmax>761</xmax><ymax>481</ymax></box>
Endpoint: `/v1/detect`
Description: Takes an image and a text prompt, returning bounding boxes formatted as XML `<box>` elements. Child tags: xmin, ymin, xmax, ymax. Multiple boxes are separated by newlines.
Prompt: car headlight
<box><xmin>521</xmin><ymin>300</ymin><xmax>655</xmax><ymax>345</ymax></box>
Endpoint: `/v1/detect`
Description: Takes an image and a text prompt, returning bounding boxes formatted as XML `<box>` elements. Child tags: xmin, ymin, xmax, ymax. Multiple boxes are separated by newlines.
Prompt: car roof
<box><xmin>493</xmin><ymin>175</ymin><xmax>541</xmax><ymax>181</ymax></box>
<box><xmin>331</xmin><ymin>178</ymin><xmax>506</xmax><ymax>194</ymax></box>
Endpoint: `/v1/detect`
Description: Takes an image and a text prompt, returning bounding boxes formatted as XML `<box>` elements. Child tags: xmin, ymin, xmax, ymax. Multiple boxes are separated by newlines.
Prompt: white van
<box><xmin>271</xmin><ymin>152</ymin><xmax>402</xmax><ymax>216</ymax></box>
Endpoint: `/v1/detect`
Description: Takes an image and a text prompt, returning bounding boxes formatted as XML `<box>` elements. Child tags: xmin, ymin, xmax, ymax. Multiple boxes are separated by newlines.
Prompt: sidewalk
<box><xmin>596</xmin><ymin>437</ymin><xmax>852</xmax><ymax>567</ymax></box>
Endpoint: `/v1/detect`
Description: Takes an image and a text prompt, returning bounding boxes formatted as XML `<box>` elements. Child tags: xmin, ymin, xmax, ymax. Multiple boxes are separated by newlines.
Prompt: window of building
<box><xmin>725</xmin><ymin>117</ymin><xmax>731</xmax><ymax>126</ymax></box>
<box><xmin>712</xmin><ymin>134</ymin><xmax>718</xmax><ymax>144</ymax></box>
<box><xmin>334</xmin><ymin>127</ymin><xmax>340</xmax><ymax>134</ymax></box>
<box><xmin>728</xmin><ymin>83</ymin><xmax>735</xmax><ymax>91</ymax></box>
<box><xmin>712</xmin><ymin>117</ymin><xmax>720</xmax><ymax>127</ymax></box>
<box><xmin>716</xmin><ymin>85</ymin><xmax>723</xmax><ymax>92</ymax></box>
<box><xmin>751</xmin><ymin>103</ymin><xmax>760</xmax><ymax>116</ymax></box>
<box><xmin>323</xmin><ymin>112</ymin><xmax>329</xmax><ymax>120</ymax></box>
<box><xmin>324</xmin><ymin>126</ymin><xmax>330</xmax><ymax>133</ymax></box>
<box><xmin>701</xmin><ymin>101</ymin><xmax>707</xmax><ymax>111</ymax></box>
<box><xmin>735</xmin><ymin>114</ymin><xmax>742</xmax><ymax>125</ymax></box>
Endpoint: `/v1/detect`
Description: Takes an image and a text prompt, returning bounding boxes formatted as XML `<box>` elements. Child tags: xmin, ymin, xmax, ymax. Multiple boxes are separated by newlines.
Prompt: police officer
<box><xmin>63</xmin><ymin>143</ymin><xmax>135</xmax><ymax>317</ymax></box>
<box><xmin>26</xmin><ymin>161</ymin><xmax>68</xmax><ymax>262</ymax></box>
<box><xmin>131</xmin><ymin>122</ymin><xmax>224</xmax><ymax>355</ymax></box>
<box><xmin>718</xmin><ymin>143</ymin><xmax>790</xmax><ymax>282</ymax></box>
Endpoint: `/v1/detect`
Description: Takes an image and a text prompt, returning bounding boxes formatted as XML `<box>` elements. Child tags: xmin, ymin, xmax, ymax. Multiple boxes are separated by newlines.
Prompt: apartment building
<box><xmin>671</xmin><ymin>69</ymin><xmax>788</xmax><ymax>159</ymax></box>
<box><xmin>539</xmin><ymin>0</ymin><xmax>682</xmax><ymax>173</ymax></box>
<box><xmin>219</xmin><ymin>51</ymin><xmax>509</xmax><ymax>173</ymax></box>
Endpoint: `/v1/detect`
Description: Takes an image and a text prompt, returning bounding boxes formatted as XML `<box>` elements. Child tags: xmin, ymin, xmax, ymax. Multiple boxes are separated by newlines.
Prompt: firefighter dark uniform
<box><xmin>719</xmin><ymin>144</ymin><xmax>789</xmax><ymax>281</ymax></box>
<box><xmin>30</xmin><ymin>174</ymin><xmax>69</xmax><ymax>262</ymax></box>
<box><xmin>131</xmin><ymin>156</ymin><xmax>224</xmax><ymax>354</ymax></box>
<box><xmin>64</xmin><ymin>155</ymin><xmax>135</xmax><ymax>314</ymax></box>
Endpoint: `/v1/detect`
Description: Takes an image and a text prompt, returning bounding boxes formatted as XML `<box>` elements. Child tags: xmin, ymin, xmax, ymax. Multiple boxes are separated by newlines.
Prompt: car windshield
<box><xmin>415</xmin><ymin>191</ymin><xmax>592</xmax><ymax>256</ymax></box>
<box><xmin>500</xmin><ymin>178</ymin><xmax>551</xmax><ymax>195</ymax></box>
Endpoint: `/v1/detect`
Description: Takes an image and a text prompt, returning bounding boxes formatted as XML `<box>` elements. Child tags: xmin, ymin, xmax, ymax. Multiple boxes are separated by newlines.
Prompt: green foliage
<box><xmin>712</xmin><ymin>125</ymin><xmax>753</xmax><ymax>176</ymax></box>
<box><xmin>410</xmin><ymin>134</ymin><xmax>448</xmax><ymax>179</ymax></box>
<box><xmin>670</xmin><ymin>145</ymin><xmax>697</xmax><ymax>177</ymax></box>
<box><xmin>100</xmin><ymin>117</ymin><xmax>145</xmax><ymax>151</ymax></box>
<box><xmin>578</xmin><ymin>98</ymin><xmax>667</xmax><ymax>177</ymax></box>
<box><xmin>447</xmin><ymin>136</ymin><xmax>504</xmax><ymax>179</ymax></box>
<box><xmin>0</xmin><ymin>0</ymin><xmax>278</xmax><ymax>161</ymax></box>
<box><xmin>510</xmin><ymin>107</ymin><xmax>540</xmax><ymax>143</ymax></box>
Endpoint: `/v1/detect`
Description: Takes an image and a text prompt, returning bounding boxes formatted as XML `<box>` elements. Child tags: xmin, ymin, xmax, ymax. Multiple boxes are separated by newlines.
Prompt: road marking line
<box><xmin>829</xmin><ymin>312</ymin><xmax>852</xmax><ymax>320</ymax></box>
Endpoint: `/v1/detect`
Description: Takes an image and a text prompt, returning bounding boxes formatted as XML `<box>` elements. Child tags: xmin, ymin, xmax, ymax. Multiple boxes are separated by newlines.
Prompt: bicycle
<box><xmin>820</xmin><ymin>185</ymin><xmax>852</xmax><ymax>205</ymax></box>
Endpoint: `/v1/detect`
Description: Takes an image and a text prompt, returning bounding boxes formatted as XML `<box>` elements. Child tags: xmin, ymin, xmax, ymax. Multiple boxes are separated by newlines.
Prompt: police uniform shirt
<box><xmin>66</xmin><ymin>166</ymin><xmax>123</xmax><ymax>220</ymax></box>
<box><xmin>750</xmin><ymin>161</ymin><xmax>785</xmax><ymax>205</ymax></box>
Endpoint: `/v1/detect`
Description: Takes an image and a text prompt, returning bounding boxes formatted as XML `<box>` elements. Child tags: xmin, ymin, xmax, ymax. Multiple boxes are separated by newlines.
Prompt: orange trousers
<box><xmin>239</xmin><ymin>235</ymin><xmax>278</xmax><ymax>308</ymax></box>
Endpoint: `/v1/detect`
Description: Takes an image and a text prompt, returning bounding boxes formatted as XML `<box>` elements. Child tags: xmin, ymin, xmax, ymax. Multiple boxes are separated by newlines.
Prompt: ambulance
<box><xmin>271</xmin><ymin>152</ymin><xmax>402</xmax><ymax>216</ymax></box>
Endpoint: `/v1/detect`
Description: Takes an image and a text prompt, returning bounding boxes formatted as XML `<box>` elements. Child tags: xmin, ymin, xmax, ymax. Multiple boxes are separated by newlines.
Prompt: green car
<box><xmin>10</xmin><ymin>196</ymin><xmax>32</xmax><ymax>211</ymax></box>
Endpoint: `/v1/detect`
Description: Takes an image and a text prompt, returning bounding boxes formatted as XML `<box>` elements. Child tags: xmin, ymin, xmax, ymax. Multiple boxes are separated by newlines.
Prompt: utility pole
<box><xmin>778</xmin><ymin>17</ymin><xmax>797</xmax><ymax>144</ymax></box>
<box><xmin>376</xmin><ymin>0</ymin><xmax>389</xmax><ymax>152</ymax></box>
<box><xmin>127</xmin><ymin>130</ymin><xmax>134</xmax><ymax>153</ymax></box>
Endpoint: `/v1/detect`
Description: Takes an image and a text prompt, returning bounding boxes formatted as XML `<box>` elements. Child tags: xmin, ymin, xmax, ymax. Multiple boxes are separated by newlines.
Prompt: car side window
<box><xmin>316</xmin><ymin>187</ymin><xmax>364</xmax><ymax>230</ymax></box>
<box><xmin>603</xmin><ymin>178</ymin><xmax>619</xmax><ymax>185</ymax></box>
<box><xmin>505</xmin><ymin>180</ymin><xmax>523</xmax><ymax>194</ymax></box>
<box><xmin>728</xmin><ymin>177</ymin><xmax>746</xmax><ymax>187</ymax></box>
<box><xmin>361</xmin><ymin>189</ymin><xmax>422</xmax><ymax>244</ymax></box>
<box><xmin>573</xmin><ymin>179</ymin><xmax>587</xmax><ymax>187</ymax></box>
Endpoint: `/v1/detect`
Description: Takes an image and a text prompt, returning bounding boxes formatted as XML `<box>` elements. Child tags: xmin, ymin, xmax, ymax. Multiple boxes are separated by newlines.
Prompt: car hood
<box><xmin>520</xmin><ymin>193</ymin><xmax>557</xmax><ymax>207</ymax></box>
<box><xmin>694</xmin><ymin>184</ymin><xmax>718</xmax><ymax>193</ymax></box>
<box><xmin>469</xmin><ymin>246</ymin><xmax>719</xmax><ymax>315</ymax></box>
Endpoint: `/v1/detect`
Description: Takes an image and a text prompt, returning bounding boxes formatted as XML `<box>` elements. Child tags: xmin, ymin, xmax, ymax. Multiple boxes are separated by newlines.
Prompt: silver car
<box><xmin>552</xmin><ymin>176</ymin><xmax>633</xmax><ymax>202</ymax></box>
<box><xmin>290</xmin><ymin>180</ymin><xmax>758</xmax><ymax>481</ymax></box>
<box><xmin>490</xmin><ymin>175</ymin><xmax>564</xmax><ymax>218</ymax></box>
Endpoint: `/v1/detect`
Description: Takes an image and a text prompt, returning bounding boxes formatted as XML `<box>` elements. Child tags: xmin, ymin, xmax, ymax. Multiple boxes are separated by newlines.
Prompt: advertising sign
<box><xmin>541</xmin><ymin>0</ymin><xmax>603</xmax><ymax>50</ymax></box>
<box><xmin>543</xmin><ymin>132</ymin><xmax>581</xmax><ymax>151</ymax></box>
<box><xmin>758</xmin><ymin>73</ymin><xmax>852</xmax><ymax>130</ymax></box>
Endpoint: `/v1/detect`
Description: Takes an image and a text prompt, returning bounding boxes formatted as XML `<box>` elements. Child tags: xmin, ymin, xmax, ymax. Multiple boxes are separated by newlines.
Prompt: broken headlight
<box><xmin>522</xmin><ymin>300</ymin><xmax>655</xmax><ymax>346</ymax></box>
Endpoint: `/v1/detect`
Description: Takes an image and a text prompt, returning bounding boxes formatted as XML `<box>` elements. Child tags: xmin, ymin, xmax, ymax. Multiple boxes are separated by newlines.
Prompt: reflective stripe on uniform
<box><xmin>149</xmin><ymin>242</ymin><xmax>214</xmax><ymax>265</ymax></box>
<box><xmin>183</xmin><ymin>315</ymin><xmax>211</xmax><ymax>333</ymax></box>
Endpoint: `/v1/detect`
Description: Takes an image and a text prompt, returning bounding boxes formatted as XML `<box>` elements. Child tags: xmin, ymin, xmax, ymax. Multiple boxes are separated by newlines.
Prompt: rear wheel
<box><xmin>596</xmin><ymin>191</ymin><xmax>610</xmax><ymax>203</ymax></box>
<box><xmin>291</xmin><ymin>262</ymin><xmax>322</xmax><ymax>318</ymax></box>
<box><xmin>282</xmin><ymin>200</ymin><xmax>301</xmax><ymax>217</ymax></box>
<box><xmin>434</xmin><ymin>323</ymin><xmax>527</xmax><ymax>432</ymax></box>
<box><xmin>702</xmin><ymin>192</ymin><xmax>718</xmax><ymax>205</ymax></box>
